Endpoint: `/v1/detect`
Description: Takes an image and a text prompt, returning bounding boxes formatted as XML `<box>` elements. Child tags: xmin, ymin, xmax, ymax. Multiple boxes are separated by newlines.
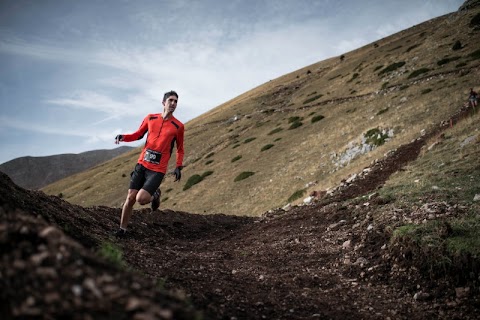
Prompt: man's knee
<box><xmin>136</xmin><ymin>192</ymin><xmax>151</xmax><ymax>205</ymax></box>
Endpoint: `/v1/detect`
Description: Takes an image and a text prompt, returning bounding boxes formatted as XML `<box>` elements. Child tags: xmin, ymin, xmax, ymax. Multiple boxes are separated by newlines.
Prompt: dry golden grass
<box><xmin>43</xmin><ymin>7</ymin><xmax>480</xmax><ymax>216</ymax></box>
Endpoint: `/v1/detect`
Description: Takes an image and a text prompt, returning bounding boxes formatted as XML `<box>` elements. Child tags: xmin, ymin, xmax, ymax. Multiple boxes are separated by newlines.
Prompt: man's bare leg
<box><xmin>120</xmin><ymin>189</ymin><xmax>138</xmax><ymax>230</ymax></box>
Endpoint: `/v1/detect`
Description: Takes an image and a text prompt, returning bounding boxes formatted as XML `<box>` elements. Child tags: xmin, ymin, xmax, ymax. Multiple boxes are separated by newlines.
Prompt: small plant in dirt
<box><xmin>452</xmin><ymin>40</ymin><xmax>462</xmax><ymax>51</ymax></box>
<box><xmin>407</xmin><ymin>68</ymin><xmax>430</xmax><ymax>79</ymax></box>
<box><xmin>470</xmin><ymin>12</ymin><xmax>480</xmax><ymax>28</ymax></box>
<box><xmin>234</xmin><ymin>171</ymin><xmax>255</xmax><ymax>182</ymax></box>
<box><xmin>231</xmin><ymin>155</ymin><xmax>242</xmax><ymax>162</ymax></box>
<box><xmin>421</xmin><ymin>88</ymin><xmax>432</xmax><ymax>94</ymax></box>
<box><xmin>205</xmin><ymin>152</ymin><xmax>215</xmax><ymax>159</ymax></box>
<box><xmin>376</xmin><ymin>108</ymin><xmax>389</xmax><ymax>116</ymax></box>
<box><xmin>261</xmin><ymin>144</ymin><xmax>274</xmax><ymax>151</ymax></box>
<box><xmin>98</xmin><ymin>241</ymin><xmax>125</xmax><ymax>268</ymax></box>
<box><xmin>381</xmin><ymin>82</ymin><xmax>389</xmax><ymax>90</ymax></box>
<box><xmin>378</xmin><ymin>61</ymin><xmax>406</xmax><ymax>75</ymax></box>
<box><xmin>303</xmin><ymin>94</ymin><xmax>323</xmax><ymax>104</ymax></box>
<box><xmin>364</xmin><ymin>128</ymin><xmax>389</xmax><ymax>147</ymax></box>
<box><xmin>274</xmin><ymin>137</ymin><xmax>282</xmax><ymax>142</ymax></box>
<box><xmin>268</xmin><ymin>128</ymin><xmax>283</xmax><ymax>135</ymax></box>
<box><xmin>311</xmin><ymin>115</ymin><xmax>325</xmax><ymax>123</ymax></box>
<box><xmin>288</xmin><ymin>121</ymin><xmax>303</xmax><ymax>130</ymax></box>
<box><xmin>232</xmin><ymin>144</ymin><xmax>240</xmax><ymax>149</ymax></box>
<box><xmin>469</xmin><ymin>49</ymin><xmax>480</xmax><ymax>60</ymax></box>
<box><xmin>205</xmin><ymin>160</ymin><xmax>214</xmax><ymax>165</ymax></box>
<box><xmin>287</xmin><ymin>188</ymin><xmax>307</xmax><ymax>203</ymax></box>
<box><xmin>288</xmin><ymin>116</ymin><xmax>302</xmax><ymax>123</ymax></box>
<box><xmin>165</xmin><ymin>188</ymin><xmax>173</xmax><ymax>193</ymax></box>
<box><xmin>437</xmin><ymin>56</ymin><xmax>461</xmax><ymax>66</ymax></box>
<box><xmin>456</xmin><ymin>62</ymin><xmax>468</xmax><ymax>68</ymax></box>
<box><xmin>406</xmin><ymin>43</ymin><xmax>421</xmax><ymax>52</ymax></box>
<box><xmin>202</xmin><ymin>171</ymin><xmax>213</xmax><ymax>178</ymax></box>
<box><xmin>244</xmin><ymin>137</ymin><xmax>256</xmax><ymax>144</ymax></box>
<box><xmin>58</xmin><ymin>193</ymin><xmax>63</xmax><ymax>198</ymax></box>
<box><xmin>374</xmin><ymin>65</ymin><xmax>383</xmax><ymax>72</ymax></box>
<box><xmin>347</xmin><ymin>73</ymin><xmax>359</xmax><ymax>83</ymax></box>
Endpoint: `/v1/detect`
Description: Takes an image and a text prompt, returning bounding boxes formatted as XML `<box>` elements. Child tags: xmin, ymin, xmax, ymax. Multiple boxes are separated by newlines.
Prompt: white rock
<box><xmin>342</xmin><ymin>240</ymin><xmax>352</xmax><ymax>249</ymax></box>
<box><xmin>473</xmin><ymin>194</ymin><xmax>480</xmax><ymax>202</ymax></box>
<box><xmin>303</xmin><ymin>196</ymin><xmax>314</xmax><ymax>204</ymax></box>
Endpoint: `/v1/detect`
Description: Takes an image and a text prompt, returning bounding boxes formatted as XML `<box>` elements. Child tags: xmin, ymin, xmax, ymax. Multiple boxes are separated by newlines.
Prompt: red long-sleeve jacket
<box><xmin>122</xmin><ymin>113</ymin><xmax>184</xmax><ymax>174</ymax></box>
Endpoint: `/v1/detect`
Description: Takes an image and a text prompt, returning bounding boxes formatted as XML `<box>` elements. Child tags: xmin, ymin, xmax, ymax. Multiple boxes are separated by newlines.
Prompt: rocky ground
<box><xmin>1</xmin><ymin>106</ymin><xmax>479</xmax><ymax>319</ymax></box>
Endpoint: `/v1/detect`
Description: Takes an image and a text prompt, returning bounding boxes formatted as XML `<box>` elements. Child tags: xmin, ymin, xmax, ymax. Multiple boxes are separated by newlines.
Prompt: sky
<box><xmin>0</xmin><ymin>0</ymin><xmax>464</xmax><ymax>165</ymax></box>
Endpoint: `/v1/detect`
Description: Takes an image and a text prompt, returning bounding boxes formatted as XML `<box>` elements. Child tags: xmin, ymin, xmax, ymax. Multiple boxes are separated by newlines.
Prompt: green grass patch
<box><xmin>456</xmin><ymin>62</ymin><xmax>468</xmax><ymax>68</ymax></box>
<box><xmin>231</xmin><ymin>155</ymin><xmax>242</xmax><ymax>162</ymax></box>
<box><xmin>234</xmin><ymin>171</ymin><xmax>255</xmax><ymax>182</ymax></box>
<box><xmin>378</xmin><ymin>61</ymin><xmax>406</xmax><ymax>75</ymax></box>
<box><xmin>268</xmin><ymin>127</ymin><xmax>283</xmax><ymax>135</ymax></box>
<box><xmin>98</xmin><ymin>242</ymin><xmax>126</xmax><ymax>268</ymax></box>
<box><xmin>274</xmin><ymin>137</ymin><xmax>282</xmax><ymax>142</ymax></box>
<box><xmin>374</xmin><ymin>65</ymin><xmax>383</xmax><ymax>72</ymax></box>
<box><xmin>407</xmin><ymin>68</ymin><xmax>430</xmax><ymax>79</ymax></box>
<box><xmin>183</xmin><ymin>174</ymin><xmax>203</xmax><ymax>190</ymax></box>
<box><xmin>288</xmin><ymin>188</ymin><xmax>307</xmax><ymax>203</ymax></box>
<box><xmin>201</xmin><ymin>170</ymin><xmax>213</xmax><ymax>178</ymax></box>
<box><xmin>364</xmin><ymin>128</ymin><xmax>389</xmax><ymax>147</ymax></box>
<box><xmin>376</xmin><ymin>108</ymin><xmax>389</xmax><ymax>116</ymax></box>
<box><xmin>261</xmin><ymin>144</ymin><xmax>274</xmax><ymax>151</ymax></box>
<box><xmin>205</xmin><ymin>160</ymin><xmax>214</xmax><ymax>165</ymax></box>
<box><xmin>244</xmin><ymin>137</ymin><xmax>256</xmax><ymax>143</ymax></box>
<box><xmin>205</xmin><ymin>152</ymin><xmax>215</xmax><ymax>158</ymax></box>
<box><xmin>406</xmin><ymin>44</ymin><xmax>421</xmax><ymax>52</ymax></box>
<box><xmin>232</xmin><ymin>144</ymin><xmax>240</xmax><ymax>149</ymax></box>
<box><xmin>311</xmin><ymin>115</ymin><xmax>325</xmax><ymax>123</ymax></box>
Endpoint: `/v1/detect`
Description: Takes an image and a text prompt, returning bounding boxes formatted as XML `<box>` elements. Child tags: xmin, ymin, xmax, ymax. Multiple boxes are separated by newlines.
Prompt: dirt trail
<box><xmin>1</xmin><ymin>105</ymin><xmax>479</xmax><ymax>319</ymax></box>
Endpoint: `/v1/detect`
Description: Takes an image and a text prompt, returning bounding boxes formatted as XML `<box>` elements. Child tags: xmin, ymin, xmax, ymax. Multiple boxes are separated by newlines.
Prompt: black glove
<box><xmin>115</xmin><ymin>134</ymin><xmax>123</xmax><ymax>144</ymax></box>
<box><xmin>173</xmin><ymin>167</ymin><xmax>182</xmax><ymax>181</ymax></box>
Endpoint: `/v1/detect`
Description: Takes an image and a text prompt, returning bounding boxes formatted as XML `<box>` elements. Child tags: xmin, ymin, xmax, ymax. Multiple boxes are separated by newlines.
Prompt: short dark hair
<box><xmin>163</xmin><ymin>90</ymin><xmax>178</xmax><ymax>102</ymax></box>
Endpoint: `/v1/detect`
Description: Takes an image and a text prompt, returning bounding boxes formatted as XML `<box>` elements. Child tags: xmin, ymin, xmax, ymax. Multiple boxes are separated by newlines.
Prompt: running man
<box><xmin>114</xmin><ymin>90</ymin><xmax>184</xmax><ymax>237</ymax></box>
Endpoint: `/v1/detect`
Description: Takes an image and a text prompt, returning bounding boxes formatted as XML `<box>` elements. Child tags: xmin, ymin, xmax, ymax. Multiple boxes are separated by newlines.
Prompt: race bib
<box><xmin>144</xmin><ymin>149</ymin><xmax>162</xmax><ymax>164</ymax></box>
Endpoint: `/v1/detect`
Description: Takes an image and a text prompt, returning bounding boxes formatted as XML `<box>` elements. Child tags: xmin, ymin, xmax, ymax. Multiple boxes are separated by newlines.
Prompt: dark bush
<box><xmin>288</xmin><ymin>189</ymin><xmax>307</xmax><ymax>203</ymax></box>
<box><xmin>470</xmin><ymin>12</ymin><xmax>480</xmax><ymax>28</ymax></box>
<box><xmin>452</xmin><ymin>40</ymin><xmax>462</xmax><ymax>51</ymax></box>
<box><xmin>268</xmin><ymin>128</ymin><xmax>283</xmax><ymax>135</ymax></box>
<box><xmin>437</xmin><ymin>56</ymin><xmax>461</xmax><ymax>66</ymax></box>
<box><xmin>231</xmin><ymin>155</ymin><xmax>242</xmax><ymax>162</ymax></box>
<box><xmin>311</xmin><ymin>115</ymin><xmax>325</xmax><ymax>123</ymax></box>
<box><xmin>421</xmin><ymin>88</ymin><xmax>432</xmax><ymax>94</ymax></box>
<box><xmin>303</xmin><ymin>94</ymin><xmax>323</xmax><ymax>104</ymax></box>
<box><xmin>234</xmin><ymin>171</ymin><xmax>255</xmax><ymax>182</ymax></box>
<box><xmin>244</xmin><ymin>137</ymin><xmax>256</xmax><ymax>143</ymax></box>
<box><xmin>261</xmin><ymin>144</ymin><xmax>274</xmax><ymax>151</ymax></box>
<box><xmin>378</xmin><ymin>61</ymin><xmax>406</xmax><ymax>75</ymax></box>
<box><xmin>205</xmin><ymin>152</ymin><xmax>215</xmax><ymax>158</ymax></box>
<box><xmin>288</xmin><ymin>121</ymin><xmax>303</xmax><ymax>130</ymax></box>
<box><xmin>183</xmin><ymin>174</ymin><xmax>203</xmax><ymax>190</ymax></box>
<box><xmin>469</xmin><ymin>49</ymin><xmax>480</xmax><ymax>60</ymax></box>
<box><xmin>205</xmin><ymin>160</ymin><xmax>214</xmax><ymax>165</ymax></box>
<box><xmin>408</xmin><ymin>68</ymin><xmax>430</xmax><ymax>79</ymax></box>
<box><xmin>288</xmin><ymin>116</ymin><xmax>302</xmax><ymax>123</ymax></box>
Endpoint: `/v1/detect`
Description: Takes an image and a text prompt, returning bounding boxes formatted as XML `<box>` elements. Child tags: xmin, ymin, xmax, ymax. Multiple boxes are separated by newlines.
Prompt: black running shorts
<box><xmin>129</xmin><ymin>163</ymin><xmax>165</xmax><ymax>196</ymax></box>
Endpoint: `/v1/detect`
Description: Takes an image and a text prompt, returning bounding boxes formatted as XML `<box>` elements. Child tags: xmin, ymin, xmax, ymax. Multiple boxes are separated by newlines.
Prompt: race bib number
<box><xmin>144</xmin><ymin>149</ymin><xmax>161</xmax><ymax>164</ymax></box>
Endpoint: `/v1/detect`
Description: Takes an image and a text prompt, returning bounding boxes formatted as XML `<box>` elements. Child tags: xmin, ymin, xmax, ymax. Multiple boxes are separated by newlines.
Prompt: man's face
<box><xmin>163</xmin><ymin>95</ymin><xmax>178</xmax><ymax>114</ymax></box>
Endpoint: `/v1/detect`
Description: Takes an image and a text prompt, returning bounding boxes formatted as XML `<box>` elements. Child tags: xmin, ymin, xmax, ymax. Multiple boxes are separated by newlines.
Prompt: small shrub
<box><xmin>347</xmin><ymin>73</ymin><xmax>359</xmax><ymax>83</ymax></box>
<box><xmin>183</xmin><ymin>174</ymin><xmax>203</xmax><ymax>191</ymax></box>
<box><xmin>201</xmin><ymin>171</ymin><xmax>213</xmax><ymax>178</ymax></box>
<box><xmin>232</xmin><ymin>144</ymin><xmax>240</xmax><ymax>149</ymax></box>
<box><xmin>274</xmin><ymin>138</ymin><xmax>282</xmax><ymax>142</ymax></box>
<box><xmin>381</xmin><ymin>82</ymin><xmax>389</xmax><ymax>90</ymax></box>
<box><xmin>456</xmin><ymin>62</ymin><xmax>468</xmax><ymax>68</ymax></box>
<box><xmin>406</xmin><ymin>44</ymin><xmax>421</xmax><ymax>52</ymax></box>
<box><xmin>469</xmin><ymin>49</ymin><xmax>480</xmax><ymax>60</ymax></box>
<box><xmin>244</xmin><ymin>137</ymin><xmax>256</xmax><ymax>143</ymax></box>
<box><xmin>346</xmin><ymin>108</ymin><xmax>356</xmax><ymax>114</ymax></box>
<box><xmin>261</xmin><ymin>144</ymin><xmax>274</xmax><ymax>151</ymax></box>
<box><xmin>268</xmin><ymin>128</ymin><xmax>283</xmax><ymax>135</ymax></box>
<box><xmin>288</xmin><ymin>116</ymin><xmax>302</xmax><ymax>123</ymax></box>
<box><xmin>364</xmin><ymin>128</ymin><xmax>389</xmax><ymax>147</ymax></box>
<box><xmin>165</xmin><ymin>188</ymin><xmax>173</xmax><ymax>193</ymax></box>
<box><xmin>378</xmin><ymin>61</ymin><xmax>406</xmax><ymax>75</ymax></box>
<box><xmin>205</xmin><ymin>152</ymin><xmax>215</xmax><ymax>159</ymax></box>
<box><xmin>288</xmin><ymin>121</ymin><xmax>303</xmax><ymax>130</ymax></box>
<box><xmin>408</xmin><ymin>68</ymin><xmax>430</xmax><ymax>79</ymax></box>
<box><xmin>437</xmin><ymin>56</ymin><xmax>461</xmax><ymax>66</ymax></box>
<box><xmin>288</xmin><ymin>189</ymin><xmax>307</xmax><ymax>203</ymax></box>
<box><xmin>470</xmin><ymin>12</ymin><xmax>480</xmax><ymax>28</ymax></box>
<box><xmin>303</xmin><ymin>94</ymin><xmax>323</xmax><ymax>104</ymax></box>
<box><xmin>452</xmin><ymin>40</ymin><xmax>462</xmax><ymax>51</ymax></box>
<box><xmin>162</xmin><ymin>196</ymin><xmax>169</xmax><ymax>202</ymax></box>
<box><xmin>421</xmin><ymin>88</ymin><xmax>432</xmax><ymax>94</ymax></box>
<box><xmin>399</xmin><ymin>85</ymin><xmax>409</xmax><ymax>90</ymax></box>
<box><xmin>374</xmin><ymin>65</ymin><xmax>383</xmax><ymax>72</ymax></box>
<box><xmin>122</xmin><ymin>173</ymin><xmax>126</xmax><ymax>178</ymax></box>
<box><xmin>231</xmin><ymin>155</ymin><xmax>242</xmax><ymax>162</ymax></box>
<box><xmin>58</xmin><ymin>193</ymin><xmax>63</xmax><ymax>198</ymax></box>
<box><xmin>234</xmin><ymin>171</ymin><xmax>255</xmax><ymax>182</ymax></box>
<box><xmin>311</xmin><ymin>115</ymin><xmax>325</xmax><ymax>123</ymax></box>
<box><xmin>376</xmin><ymin>108</ymin><xmax>389</xmax><ymax>116</ymax></box>
<box><xmin>205</xmin><ymin>160</ymin><xmax>214</xmax><ymax>165</ymax></box>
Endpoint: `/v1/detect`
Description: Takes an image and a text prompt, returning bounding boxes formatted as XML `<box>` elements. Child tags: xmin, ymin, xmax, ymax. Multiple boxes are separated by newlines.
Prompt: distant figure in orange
<box><xmin>469</xmin><ymin>88</ymin><xmax>478</xmax><ymax>109</ymax></box>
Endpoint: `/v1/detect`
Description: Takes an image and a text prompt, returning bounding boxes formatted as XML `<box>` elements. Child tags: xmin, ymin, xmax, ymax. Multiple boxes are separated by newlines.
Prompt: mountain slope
<box><xmin>0</xmin><ymin>146</ymin><xmax>134</xmax><ymax>190</ymax></box>
<box><xmin>42</xmin><ymin>5</ymin><xmax>480</xmax><ymax>217</ymax></box>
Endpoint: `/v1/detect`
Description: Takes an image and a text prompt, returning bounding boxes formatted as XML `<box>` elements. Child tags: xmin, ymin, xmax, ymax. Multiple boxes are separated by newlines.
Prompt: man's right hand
<box><xmin>115</xmin><ymin>135</ymin><xmax>123</xmax><ymax>144</ymax></box>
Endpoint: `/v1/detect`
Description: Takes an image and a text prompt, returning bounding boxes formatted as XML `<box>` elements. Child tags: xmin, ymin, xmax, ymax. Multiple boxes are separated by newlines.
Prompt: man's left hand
<box><xmin>174</xmin><ymin>167</ymin><xmax>182</xmax><ymax>181</ymax></box>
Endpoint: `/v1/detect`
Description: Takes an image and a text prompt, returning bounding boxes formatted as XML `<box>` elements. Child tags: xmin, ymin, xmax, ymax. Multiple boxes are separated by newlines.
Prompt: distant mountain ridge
<box><xmin>0</xmin><ymin>146</ymin><xmax>135</xmax><ymax>190</ymax></box>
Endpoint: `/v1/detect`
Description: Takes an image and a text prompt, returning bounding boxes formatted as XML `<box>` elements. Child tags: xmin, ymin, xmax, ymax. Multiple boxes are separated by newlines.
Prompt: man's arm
<box><xmin>120</xmin><ymin>115</ymin><xmax>149</xmax><ymax>142</ymax></box>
